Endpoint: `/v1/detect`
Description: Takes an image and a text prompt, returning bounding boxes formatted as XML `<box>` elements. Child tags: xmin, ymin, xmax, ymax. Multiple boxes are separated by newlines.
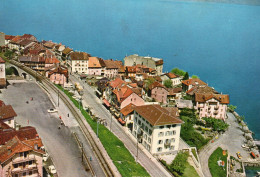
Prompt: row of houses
<box><xmin>0</xmin><ymin>101</ymin><xmax>44</xmax><ymax>177</ymax></box>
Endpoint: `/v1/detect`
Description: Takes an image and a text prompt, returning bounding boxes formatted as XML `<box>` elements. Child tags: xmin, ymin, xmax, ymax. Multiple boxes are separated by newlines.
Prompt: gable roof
<box><xmin>0</xmin><ymin>105</ymin><xmax>17</xmax><ymax>120</ymax></box>
<box><xmin>186</xmin><ymin>85</ymin><xmax>218</xmax><ymax>96</ymax></box>
<box><xmin>0</xmin><ymin>136</ymin><xmax>44</xmax><ymax>164</ymax></box>
<box><xmin>109</xmin><ymin>78</ymin><xmax>126</xmax><ymax>89</ymax></box>
<box><xmin>167</xmin><ymin>87</ymin><xmax>182</xmax><ymax>96</ymax></box>
<box><xmin>195</xmin><ymin>93</ymin><xmax>229</xmax><ymax>104</ymax></box>
<box><xmin>114</xmin><ymin>61</ymin><xmax>125</xmax><ymax>73</ymax></box>
<box><xmin>149</xmin><ymin>81</ymin><xmax>167</xmax><ymax>90</ymax></box>
<box><xmin>88</xmin><ymin>57</ymin><xmax>102</xmax><ymax>68</ymax></box>
<box><xmin>120</xmin><ymin>103</ymin><xmax>135</xmax><ymax>116</ymax></box>
<box><xmin>182</xmin><ymin>78</ymin><xmax>206</xmax><ymax>86</ymax></box>
<box><xmin>166</xmin><ymin>72</ymin><xmax>179</xmax><ymax>79</ymax></box>
<box><xmin>62</xmin><ymin>47</ymin><xmax>73</xmax><ymax>55</ymax></box>
<box><xmin>134</xmin><ymin>105</ymin><xmax>183</xmax><ymax>126</ymax></box>
<box><xmin>5</xmin><ymin>35</ymin><xmax>15</xmax><ymax>40</ymax></box>
<box><xmin>47</xmin><ymin>65</ymin><xmax>68</xmax><ymax>77</ymax></box>
<box><xmin>103</xmin><ymin>59</ymin><xmax>118</xmax><ymax>69</ymax></box>
<box><xmin>70</xmin><ymin>52</ymin><xmax>90</xmax><ymax>60</ymax></box>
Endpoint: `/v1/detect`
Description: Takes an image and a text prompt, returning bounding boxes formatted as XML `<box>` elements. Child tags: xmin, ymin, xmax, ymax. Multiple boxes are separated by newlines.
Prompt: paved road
<box><xmin>70</xmin><ymin>74</ymin><xmax>172</xmax><ymax>177</ymax></box>
<box><xmin>0</xmin><ymin>81</ymin><xmax>104</xmax><ymax>177</ymax></box>
<box><xmin>199</xmin><ymin>113</ymin><xmax>249</xmax><ymax>177</ymax></box>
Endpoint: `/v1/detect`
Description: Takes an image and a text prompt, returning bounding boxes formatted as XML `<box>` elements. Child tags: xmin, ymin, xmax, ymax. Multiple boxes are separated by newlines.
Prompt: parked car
<box><xmin>48</xmin><ymin>165</ymin><xmax>57</xmax><ymax>174</ymax></box>
<box><xmin>236</xmin><ymin>152</ymin><xmax>242</xmax><ymax>159</ymax></box>
<box><xmin>47</xmin><ymin>108</ymin><xmax>57</xmax><ymax>113</ymax></box>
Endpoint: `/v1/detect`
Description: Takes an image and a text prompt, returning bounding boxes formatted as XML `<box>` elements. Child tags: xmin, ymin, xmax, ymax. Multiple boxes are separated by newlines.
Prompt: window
<box><xmin>145</xmin><ymin>126</ymin><xmax>148</xmax><ymax>132</ymax></box>
<box><xmin>8</xmin><ymin>120</ymin><xmax>11</xmax><ymax>124</ymax></box>
<box><xmin>29</xmin><ymin>171</ymin><xmax>33</xmax><ymax>175</ymax></box>
<box><xmin>13</xmin><ymin>164</ymin><xmax>18</xmax><ymax>168</ymax></box>
<box><xmin>171</xmin><ymin>138</ymin><xmax>175</xmax><ymax>143</ymax></box>
<box><xmin>134</xmin><ymin>117</ymin><xmax>137</xmax><ymax>122</ymax></box>
<box><xmin>167</xmin><ymin>125</ymin><xmax>171</xmax><ymax>129</ymax></box>
<box><xmin>170</xmin><ymin>146</ymin><xmax>175</xmax><ymax>150</ymax></box>
<box><xmin>158</xmin><ymin>140</ymin><xmax>163</xmax><ymax>144</ymax></box>
<box><xmin>29</xmin><ymin>160</ymin><xmax>33</xmax><ymax>165</ymax></box>
<box><xmin>172</xmin><ymin>125</ymin><xmax>176</xmax><ymax>128</ymax></box>
<box><xmin>147</xmin><ymin>145</ymin><xmax>151</xmax><ymax>151</ymax></box>
<box><xmin>148</xmin><ymin>138</ymin><xmax>151</xmax><ymax>143</ymax></box>
<box><xmin>159</xmin><ymin>126</ymin><xmax>164</xmax><ymax>129</ymax></box>
<box><xmin>23</xmin><ymin>172</ymin><xmax>26</xmax><ymax>176</ymax></box>
<box><xmin>157</xmin><ymin>147</ymin><xmax>162</xmax><ymax>152</ymax></box>
<box><xmin>148</xmin><ymin>129</ymin><xmax>152</xmax><ymax>135</ymax></box>
<box><xmin>165</xmin><ymin>131</ymin><xmax>170</xmax><ymax>136</ymax></box>
<box><xmin>138</xmin><ymin>120</ymin><xmax>141</xmax><ymax>125</ymax></box>
<box><xmin>158</xmin><ymin>132</ymin><xmax>164</xmax><ymax>137</ymax></box>
<box><xmin>144</xmin><ymin>134</ymin><xmax>147</xmax><ymax>140</ymax></box>
<box><xmin>173</xmin><ymin>130</ymin><xmax>176</xmax><ymax>135</ymax></box>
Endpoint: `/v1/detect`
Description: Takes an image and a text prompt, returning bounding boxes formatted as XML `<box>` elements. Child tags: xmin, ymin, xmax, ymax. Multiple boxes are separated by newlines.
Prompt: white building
<box><xmin>70</xmin><ymin>52</ymin><xmax>90</xmax><ymax>74</ymax></box>
<box><xmin>0</xmin><ymin>57</ymin><xmax>5</xmax><ymax>79</ymax></box>
<box><xmin>132</xmin><ymin>105</ymin><xmax>183</xmax><ymax>155</ymax></box>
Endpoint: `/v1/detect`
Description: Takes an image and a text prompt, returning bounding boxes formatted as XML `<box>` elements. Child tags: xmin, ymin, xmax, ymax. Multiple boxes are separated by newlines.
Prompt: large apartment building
<box><xmin>70</xmin><ymin>52</ymin><xmax>90</xmax><ymax>74</ymax></box>
<box><xmin>124</xmin><ymin>54</ymin><xmax>164</xmax><ymax>76</ymax></box>
<box><xmin>132</xmin><ymin>105</ymin><xmax>183</xmax><ymax>155</ymax></box>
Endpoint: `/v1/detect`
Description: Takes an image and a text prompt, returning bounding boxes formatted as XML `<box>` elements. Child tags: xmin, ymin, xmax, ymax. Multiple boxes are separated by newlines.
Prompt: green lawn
<box><xmin>182</xmin><ymin>163</ymin><xmax>200</xmax><ymax>177</ymax></box>
<box><xmin>55</xmin><ymin>85</ymin><xmax>150</xmax><ymax>177</ymax></box>
<box><xmin>208</xmin><ymin>147</ymin><xmax>227</xmax><ymax>177</ymax></box>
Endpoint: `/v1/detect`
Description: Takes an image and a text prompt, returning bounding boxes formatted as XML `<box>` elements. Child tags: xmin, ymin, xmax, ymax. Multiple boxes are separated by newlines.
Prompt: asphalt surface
<box><xmin>199</xmin><ymin>113</ymin><xmax>250</xmax><ymax>177</ymax></box>
<box><xmin>0</xmin><ymin>81</ymin><xmax>93</xmax><ymax>177</ymax></box>
<box><xmin>69</xmin><ymin>74</ymin><xmax>172</xmax><ymax>177</ymax></box>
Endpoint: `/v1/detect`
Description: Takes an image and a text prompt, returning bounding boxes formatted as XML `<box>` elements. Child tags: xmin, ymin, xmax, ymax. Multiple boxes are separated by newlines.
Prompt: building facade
<box><xmin>70</xmin><ymin>52</ymin><xmax>90</xmax><ymax>74</ymax></box>
<box><xmin>132</xmin><ymin>105</ymin><xmax>182</xmax><ymax>155</ymax></box>
<box><xmin>194</xmin><ymin>93</ymin><xmax>229</xmax><ymax>120</ymax></box>
<box><xmin>149</xmin><ymin>82</ymin><xmax>169</xmax><ymax>104</ymax></box>
<box><xmin>124</xmin><ymin>54</ymin><xmax>163</xmax><ymax>76</ymax></box>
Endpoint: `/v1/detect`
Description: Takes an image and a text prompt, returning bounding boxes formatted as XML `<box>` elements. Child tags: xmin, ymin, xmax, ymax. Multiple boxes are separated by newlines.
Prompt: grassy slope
<box><xmin>56</xmin><ymin>85</ymin><xmax>150</xmax><ymax>177</ymax></box>
<box><xmin>182</xmin><ymin>162</ymin><xmax>200</xmax><ymax>177</ymax></box>
<box><xmin>208</xmin><ymin>147</ymin><xmax>227</xmax><ymax>177</ymax></box>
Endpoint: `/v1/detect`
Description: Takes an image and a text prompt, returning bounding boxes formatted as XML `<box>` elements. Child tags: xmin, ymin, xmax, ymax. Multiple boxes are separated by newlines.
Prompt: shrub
<box><xmin>169</xmin><ymin>152</ymin><xmax>189</xmax><ymax>175</ymax></box>
<box><xmin>203</xmin><ymin>117</ymin><xmax>229</xmax><ymax>132</ymax></box>
<box><xmin>163</xmin><ymin>79</ymin><xmax>173</xmax><ymax>88</ymax></box>
<box><xmin>171</xmin><ymin>68</ymin><xmax>186</xmax><ymax>76</ymax></box>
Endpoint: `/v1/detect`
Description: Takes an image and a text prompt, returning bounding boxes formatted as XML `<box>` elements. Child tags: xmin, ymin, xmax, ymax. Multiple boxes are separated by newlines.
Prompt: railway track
<box><xmin>9</xmin><ymin>60</ymin><xmax>115</xmax><ymax>177</ymax></box>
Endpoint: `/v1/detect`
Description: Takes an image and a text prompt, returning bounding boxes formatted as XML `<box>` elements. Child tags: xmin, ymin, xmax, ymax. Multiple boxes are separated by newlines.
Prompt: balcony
<box><xmin>12</xmin><ymin>164</ymin><xmax>37</xmax><ymax>174</ymax></box>
<box><xmin>213</xmin><ymin>110</ymin><xmax>218</xmax><ymax>115</ymax></box>
<box><xmin>12</xmin><ymin>154</ymin><xmax>35</xmax><ymax>164</ymax></box>
<box><xmin>214</xmin><ymin>106</ymin><xmax>219</xmax><ymax>110</ymax></box>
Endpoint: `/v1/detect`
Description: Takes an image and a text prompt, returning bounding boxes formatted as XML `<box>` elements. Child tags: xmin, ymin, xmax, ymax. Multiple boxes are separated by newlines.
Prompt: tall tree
<box><xmin>163</xmin><ymin>79</ymin><xmax>173</xmax><ymax>88</ymax></box>
<box><xmin>183</xmin><ymin>72</ymin><xmax>189</xmax><ymax>80</ymax></box>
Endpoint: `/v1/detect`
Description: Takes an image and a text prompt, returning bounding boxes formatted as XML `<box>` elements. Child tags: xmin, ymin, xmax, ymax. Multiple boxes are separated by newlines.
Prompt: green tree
<box><xmin>183</xmin><ymin>72</ymin><xmax>189</xmax><ymax>80</ymax></box>
<box><xmin>171</xmin><ymin>68</ymin><xmax>186</xmax><ymax>76</ymax></box>
<box><xmin>228</xmin><ymin>105</ymin><xmax>237</xmax><ymax>112</ymax></box>
<box><xmin>203</xmin><ymin>117</ymin><xmax>229</xmax><ymax>132</ymax></box>
<box><xmin>192</xmin><ymin>75</ymin><xmax>199</xmax><ymax>79</ymax></box>
<box><xmin>4</xmin><ymin>50</ymin><xmax>14</xmax><ymax>59</ymax></box>
<box><xmin>144</xmin><ymin>77</ymin><xmax>155</xmax><ymax>91</ymax></box>
<box><xmin>169</xmin><ymin>152</ymin><xmax>189</xmax><ymax>175</ymax></box>
<box><xmin>163</xmin><ymin>79</ymin><xmax>173</xmax><ymax>88</ymax></box>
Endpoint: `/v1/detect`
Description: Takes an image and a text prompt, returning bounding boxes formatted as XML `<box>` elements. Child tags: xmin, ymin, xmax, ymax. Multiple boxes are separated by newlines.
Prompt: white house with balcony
<box><xmin>132</xmin><ymin>105</ymin><xmax>183</xmax><ymax>155</ymax></box>
<box><xmin>70</xmin><ymin>52</ymin><xmax>90</xmax><ymax>74</ymax></box>
<box><xmin>194</xmin><ymin>93</ymin><xmax>230</xmax><ymax>120</ymax></box>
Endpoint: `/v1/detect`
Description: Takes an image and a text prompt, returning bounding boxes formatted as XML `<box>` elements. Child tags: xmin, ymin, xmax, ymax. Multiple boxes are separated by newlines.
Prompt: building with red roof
<box><xmin>45</xmin><ymin>65</ymin><xmax>68</xmax><ymax>86</ymax></box>
<box><xmin>148</xmin><ymin>82</ymin><xmax>169</xmax><ymax>104</ymax></box>
<box><xmin>132</xmin><ymin>104</ymin><xmax>182</xmax><ymax>154</ymax></box>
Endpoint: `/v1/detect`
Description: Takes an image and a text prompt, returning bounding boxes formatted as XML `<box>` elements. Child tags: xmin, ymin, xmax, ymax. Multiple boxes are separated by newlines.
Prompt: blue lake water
<box><xmin>0</xmin><ymin>0</ymin><xmax>260</xmax><ymax>138</ymax></box>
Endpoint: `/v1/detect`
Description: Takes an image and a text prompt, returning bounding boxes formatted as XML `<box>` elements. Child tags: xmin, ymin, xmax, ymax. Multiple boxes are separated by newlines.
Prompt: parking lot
<box><xmin>0</xmin><ymin>81</ymin><xmax>90</xmax><ymax>177</ymax></box>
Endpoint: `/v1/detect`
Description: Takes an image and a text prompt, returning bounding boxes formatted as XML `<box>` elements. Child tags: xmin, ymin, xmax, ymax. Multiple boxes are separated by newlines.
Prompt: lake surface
<box><xmin>1</xmin><ymin>0</ymin><xmax>260</xmax><ymax>138</ymax></box>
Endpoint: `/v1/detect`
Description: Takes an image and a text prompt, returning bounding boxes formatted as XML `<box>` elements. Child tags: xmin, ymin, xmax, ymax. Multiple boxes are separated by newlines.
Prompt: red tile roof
<box><xmin>0</xmin><ymin>57</ymin><xmax>5</xmax><ymax>63</ymax></box>
<box><xmin>45</xmin><ymin>56</ymin><xmax>60</xmax><ymax>64</ymax></box>
<box><xmin>149</xmin><ymin>81</ymin><xmax>166</xmax><ymax>90</ymax></box>
<box><xmin>120</xmin><ymin>103</ymin><xmax>135</xmax><ymax>116</ymax></box>
<box><xmin>0</xmin><ymin>126</ymin><xmax>38</xmax><ymax>145</ymax></box>
<box><xmin>10</xmin><ymin>36</ymin><xmax>21</xmax><ymax>43</ymax></box>
<box><xmin>62</xmin><ymin>47</ymin><xmax>73</xmax><ymax>55</ymax></box>
<box><xmin>167</xmin><ymin>87</ymin><xmax>182</xmax><ymax>96</ymax></box>
<box><xmin>0</xmin><ymin>120</ymin><xmax>10</xmax><ymax>130</ymax></box>
<box><xmin>166</xmin><ymin>72</ymin><xmax>179</xmax><ymax>79</ymax></box>
<box><xmin>47</xmin><ymin>65</ymin><xmax>68</xmax><ymax>77</ymax></box>
<box><xmin>0</xmin><ymin>79</ymin><xmax>6</xmax><ymax>87</ymax></box>
<box><xmin>186</xmin><ymin>85</ymin><xmax>217</xmax><ymax>96</ymax></box>
<box><xmin>114</xmin><ymin>61</ymin><xmax>125</xmax><ymax>73</ymax></box>
<box><xmin>134</xmin><ymin>105</ymin><xmax>183</xmax><ymax>126</ymax></box>
<box><xmin>88</xmin><ymin>57</ymin><xmax>102</xmax><ymax>68</ymax></box>
<box><xmin>109</xmin><ymin>78</ymin><xmax>126</xmax><ymax>89</ymax></box>
<box><xmin>195</xmin><ymin>93</ymin><xmax>230</xmax><ymax>104</ymax></box>
<box><xmin>5</xmin><ymin>35</ymin><xmax>15</xmax><ymax>40</ymax></box>
<box><xmin>0</xmin><ymin>105</ymin><xmax>17</xmax><ymax>120</ymax></box>
<box><xmin>0</xmin><ymin>136</ymin><xmax>44</xmax><ymax>164</ymax></box>
<box><xmin>182</xmin><ymin>78</ymin><xmax>206</xmax><ymax>86</ymax></box>
<box><xmin>0</xmin><ymin>100</ymin><xmax>5</xmax><ymax>107</ymax></box>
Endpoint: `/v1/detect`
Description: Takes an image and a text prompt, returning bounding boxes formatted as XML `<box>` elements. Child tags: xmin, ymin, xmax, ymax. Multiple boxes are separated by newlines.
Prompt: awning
<box><xmin>103</xmin><ymin>99</ymin><xmax>111</xmax><ymax>107</ymax></box>
<box><xmin>118</xmin><ymin>118</ymin><xmax>126</xmax><ymax>125</ymax></box>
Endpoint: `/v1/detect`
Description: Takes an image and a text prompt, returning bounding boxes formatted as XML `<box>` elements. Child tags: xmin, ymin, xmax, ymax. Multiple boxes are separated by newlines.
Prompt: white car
<box><xmin>47</xmin><ymin>108</ymin><xmax>57</xmax><ymax>113</ymax></box>
<box><xmin>48</xmin><ymin>165</ymin><xmax>57</xmax><ymax>174</ymax></box>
